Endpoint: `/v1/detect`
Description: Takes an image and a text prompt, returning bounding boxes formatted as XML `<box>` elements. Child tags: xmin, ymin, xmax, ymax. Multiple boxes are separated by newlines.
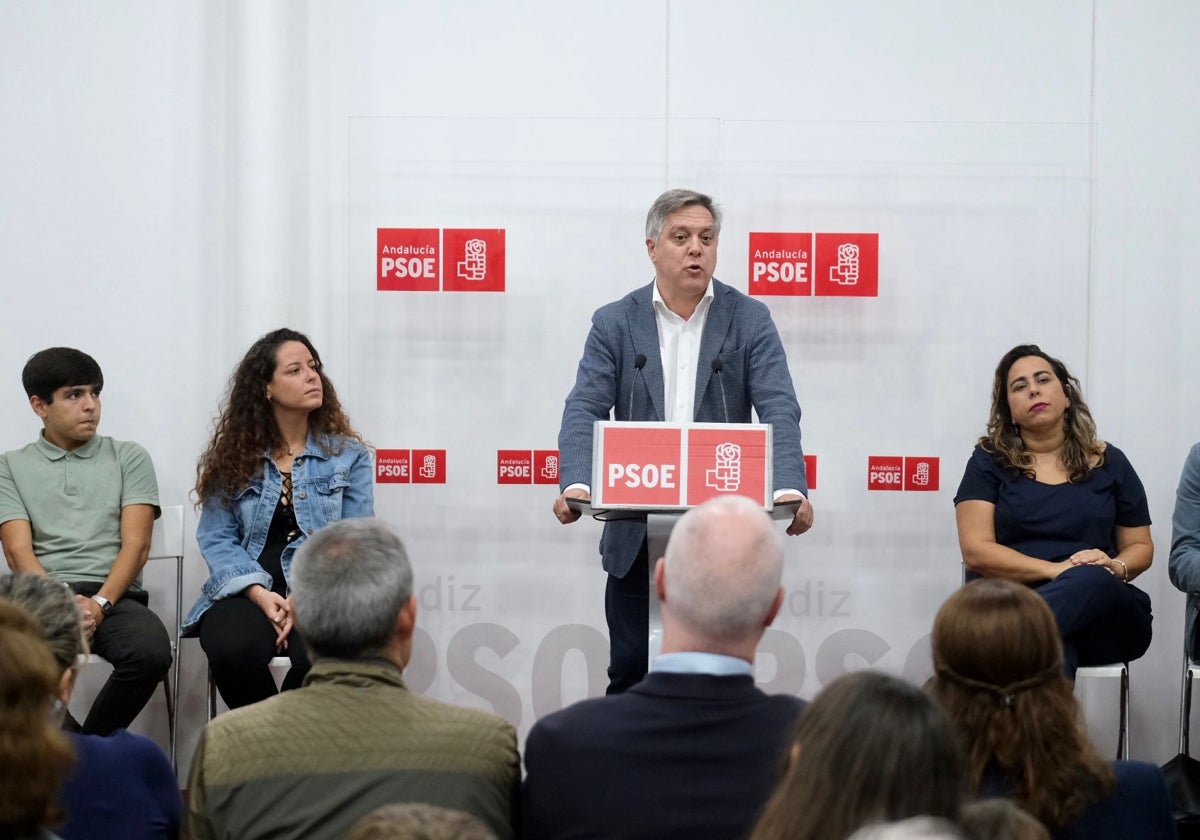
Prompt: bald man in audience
<box><xmin>186</xmin><ymin>519</ymin><xmax>519</xmax><ymax>840</ymax></box>
<box><xmin>522</xmin><ymin>495</ymin><xmax>806</xmax><ymax>840</ymax></box>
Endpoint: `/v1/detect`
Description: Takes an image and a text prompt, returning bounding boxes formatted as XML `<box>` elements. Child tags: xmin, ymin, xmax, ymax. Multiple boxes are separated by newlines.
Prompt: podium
<box><xmin>567</xmin><ymin>421</ymin><xmax>798</xmax><ymax>666</ymax></box>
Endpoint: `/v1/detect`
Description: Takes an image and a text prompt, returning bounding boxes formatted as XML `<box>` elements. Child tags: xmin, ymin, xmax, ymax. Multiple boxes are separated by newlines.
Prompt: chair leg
<box><xmin>1183</xmin><ymin>657</ymin><xmax>1195</xmax><ymax>757</ymax></box>
<box><xmin>208</xmin><ymin>667</ymin><xmax>218</xmax><ymax>720</ymax></box>
<box><xmin>161</xmin><ymin>674</ymin><xmax>176</xmax><ymax>771</ymax></box>
<box><xmin>1117</xmin><ymin>665</ymin><xmax>1129</xmax><ymax>760</ymax></box>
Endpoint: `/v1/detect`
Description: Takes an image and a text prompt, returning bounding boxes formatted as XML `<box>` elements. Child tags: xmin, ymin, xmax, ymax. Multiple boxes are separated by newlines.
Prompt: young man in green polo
<box><xmin>0</xmin><ymin>347</ymin><xmax>169</xmax><ymax>734</ymax></box>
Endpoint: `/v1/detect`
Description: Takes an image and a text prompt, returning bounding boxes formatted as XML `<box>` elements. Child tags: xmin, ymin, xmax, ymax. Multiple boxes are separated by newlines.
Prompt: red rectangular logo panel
<box><xmin>375</xmin><ymin>449</ymin><xmax>411</xmax><ymax>484</ymax></box>
<box><xmin>442</xmin><ymin>228</ymin><xmax>506</xmax><ymax>292</ymax></box>
<box><xmin>497</xmin><ymin>450</ymin><xmax>532</xmax><ymax>484</ymax></box>
<box><xmin>904</xmin><ymin>456</ymin><xmax>940</xmax><ymax>491</ymax></box>
<box><xmin>685</xmin><ymin>426</ymin><xmax>769</xmax><ymax>506</ymax></box>
<box><xmin>804</xmin><ymin>454</ymin><xmax>817</xmax><ymax>491</ymax></box>
<box><xmin>533</xmin><ymin>450</ymin><xmax>560</xmax><ymax>485</ymax></box>
<box><xmin>599</xmin><ymin>426</ymin><xmax>683</xmax><ymax>507</ymax></box>
<box><xmin>867</xmin><ymin>456</ymin><xmax>904</xmax><ymax>491</ymax></box>
<box><xmin>411</xmin><ymin>449</ymin><xmax>447</xmax><ymax>484</ymax></box>
<box><xmin>813</xmin><ymin>233</ymin><xmax>879</xmax><ymax>298</ymax></box>
<box><xmin>377</xmin><ymin>229</ymin><xmax>440</xmax><ymax>292</ymax></box>
<box><xmin>748</xmin><ymin>232</ymin><xmax>813</xmax><ymax>297</ymax></box>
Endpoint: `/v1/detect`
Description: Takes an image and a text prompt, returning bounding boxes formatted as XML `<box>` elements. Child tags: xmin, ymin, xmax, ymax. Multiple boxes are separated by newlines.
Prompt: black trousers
<box><xmin>70</xmin><ymin>582</ymin><xmax>172</xmax><ymax>735</ymax></box>
<box><xmin>604</xmin><ymin>541</ymin><xmax>650</xmax><ymax>695</ymax></box>
<box><xmin>198</xmin><ymin>595</ymin><xmax>310</xmax><ymax>709</ymax></box>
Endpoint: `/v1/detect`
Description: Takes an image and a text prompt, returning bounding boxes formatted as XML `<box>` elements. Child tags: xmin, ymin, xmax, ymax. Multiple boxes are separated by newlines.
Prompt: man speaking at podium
<box><xmin>553</xmin><ymin>188</ymin><xmax>812</xmax><ymax>694</ymax></box>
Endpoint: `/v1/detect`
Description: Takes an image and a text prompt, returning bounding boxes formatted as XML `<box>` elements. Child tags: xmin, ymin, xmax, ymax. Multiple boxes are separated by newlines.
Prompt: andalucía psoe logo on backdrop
<box><xmin>748</xmin><ymin>232</ymin><xmax>879</xmax><ymax>297</ymax></box>
<box><xmin>375</xmin><ymin>449</ymin><xmax>447</xmax><ymax>484</ymax></box>
<box><xmin>867</xmin><ymin>456</ymin><xmax>939</xmax><ymax>491</ymax></box>
<box><xmin>376</xmin><ymin>228</ymin><xmax>506</xmax><ymax>292</ymax></box>
<box><xmin>497</xmin><ymin>450</ymin><xmax>559</xmax><ymax>485</ymax></box>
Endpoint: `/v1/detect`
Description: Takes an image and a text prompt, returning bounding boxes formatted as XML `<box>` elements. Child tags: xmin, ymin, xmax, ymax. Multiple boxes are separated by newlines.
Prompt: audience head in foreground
<box><xmin>751</xmin><ymin>670</ymin><xmax>967</xmax><ymax>840</ymax></box>
<box><xmin>930</xmin><ymin>578</ymin><xmax>1175</xmax><ymax>839</ymax></box>
<box><xmin>0</xmin><ymin>598</ymin><xmax>75</xmax><ymax>839</ymax></box>
<box><xmin>346</xmin><ymin>803</ymin><xmax>498</xmax><ymax>840</ymax></box>
<box><xmin>522</xmin><ymin>496</ymin><xmax>803</xmax><ymax>840</ymax></box>
<box><xmin>186</xmin><ymin>518</ymin><xmax>519</xmax><ymax>840</ymax></box>
<box><xmin>957</xmin><ymin>799</ymin><xmax>1049</xmax><ymax>840</ymax></box>
<box><xmin>0</xmin><ymin>573</ymin><xmax>182</xmax><ymax>840</ymax></box>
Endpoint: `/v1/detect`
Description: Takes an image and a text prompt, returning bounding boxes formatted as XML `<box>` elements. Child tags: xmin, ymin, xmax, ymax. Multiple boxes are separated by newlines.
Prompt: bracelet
<box><xmin>1112</xmin><ymin>558</ymin><xmax>1129</xmax><ymax>581</ymax></box>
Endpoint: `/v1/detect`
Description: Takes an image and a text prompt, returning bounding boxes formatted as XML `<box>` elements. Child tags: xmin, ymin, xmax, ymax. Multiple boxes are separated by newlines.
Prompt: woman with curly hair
<box><xmin>182</xmin><ymin>328</ymin><xmax>374</xmax><ymax>709</ymax></box>
<box><xmin>0</xmin><ymin>598</ymin><xmax>75</xmax><ymax>840</ymax></box>
<box><xmin>953</xmin><ymin>344</ymin><xmax>1153</xmax><ymax>675</ymax></box>
<box><xmin>929</xmin><ymin>579</ymin><xmax>1173</xmax><ymax>839</ymax></box>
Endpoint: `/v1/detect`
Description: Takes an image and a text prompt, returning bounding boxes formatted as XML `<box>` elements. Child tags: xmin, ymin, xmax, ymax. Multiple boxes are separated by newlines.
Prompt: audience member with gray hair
<box><xmin>523</xmin><ymin>495</ymin><xmax>805</xmax><ymax>839</ymax></box>
<box><xmin>0</xmin><ymin>573</ymin><xmax>181</xmax><ymax>840</ymax></box>
<box><xmin>186</xmin><ymin>518</ymin><xmax>519</xmax><ymax>840</ymax></box>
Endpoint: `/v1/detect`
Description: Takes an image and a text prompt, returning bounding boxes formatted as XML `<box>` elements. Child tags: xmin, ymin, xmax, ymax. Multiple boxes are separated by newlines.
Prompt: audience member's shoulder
<box><xmin>1112</xmin><ymin>759</ymin><xmax>1169</xmax><ymax>791</ymax></box>
<box><xmin>410</xmin><ymin>691</ymin><xmax>517</xmax><ymax>739</ymax></box>
<box><xmin>72</xmin><ymin>729</ymin><xmax>173</xmax><ymax>778</ymax></box>
<box><xmin>109</xmin><ymin>437</ymin><xmax>154</xmax><ymax>461</ymax></box>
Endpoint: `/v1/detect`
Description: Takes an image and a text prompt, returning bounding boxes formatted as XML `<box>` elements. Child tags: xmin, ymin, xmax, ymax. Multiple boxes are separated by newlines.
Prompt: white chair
<box><xmin>79</xmin><ymin>504</ymin><xmax>185</xmax><ymax>769</ymax></box>
<box><xmin>1179</xmin><ymin>649</ymin><xmax>1200</xmax><ymax>754</ymax></box>
<box><xmin>1075</xmin><ymin>662</ymin><xmax>1130</xmax><ymax>759</ymax></box>
<box><xmin>207</xmin><ymin>655</ymin><xmax>292</xmax><ymax>719</ymax></box>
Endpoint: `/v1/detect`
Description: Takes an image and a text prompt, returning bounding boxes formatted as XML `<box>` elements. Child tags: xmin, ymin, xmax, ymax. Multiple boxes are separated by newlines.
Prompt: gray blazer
<box><xmin>557</xmin><ymin>278</ymin><xmax>806</xmax><ymax>577</ymax></box>
<box><xmin>1170</xmin><ymin>442</ymin><xmax>1200</xmax><ymax>660</ymax></box>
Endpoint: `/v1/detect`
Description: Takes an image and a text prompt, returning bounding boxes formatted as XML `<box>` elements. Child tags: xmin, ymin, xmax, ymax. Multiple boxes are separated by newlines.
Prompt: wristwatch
<box><xmin>90</xmin><ymin>594</ymin><xmax>114</xmax><ymax>616</ymax></box>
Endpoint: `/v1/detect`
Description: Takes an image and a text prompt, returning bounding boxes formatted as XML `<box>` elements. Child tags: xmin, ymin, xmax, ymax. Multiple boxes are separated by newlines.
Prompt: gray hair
<box><xmin>0</xmin><ymin>573</ymin><xmax>87</xmax><ymax>673</ymax></box>
<box><xmin>848</xmin><ymin>818</ymin><xmax>966</xmax><ymax>840</ymax></box>
<box><xmin>645</xmin><ymin>188</ymin><xmax>723</xmax><ymax>240</ymax></box>
<box><xmin>291</xmin><ymin>519</ymin><xmax>413</xmax><ymax>660</ymax></box>
<box><xmin>662</xmin><ymin>495</ymin><xmax>783</xmax><ymax>641</ymax></box>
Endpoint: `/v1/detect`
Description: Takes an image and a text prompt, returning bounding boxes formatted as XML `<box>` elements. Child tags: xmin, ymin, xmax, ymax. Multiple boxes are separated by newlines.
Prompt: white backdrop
<box><xmin>3</xmin><ymin>0</ymin><xmax>1200</xmax><ymax>783</ymax></box>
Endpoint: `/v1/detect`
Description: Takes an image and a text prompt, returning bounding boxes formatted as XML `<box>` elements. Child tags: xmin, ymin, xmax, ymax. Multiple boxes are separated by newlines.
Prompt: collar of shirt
<box><xmin>36</xmin><ymin>431</ymin><xmax>102</xmax><ymax>461</ymax></box>
<box><xmin>651</xmin><ymin>650</ymin><xmax>753</xmax><ymax>677</ymax></box>
<box><xmin>651</xmin><ymin>279</ymin><xmax>715</xmax><ymax>423</ymax></box>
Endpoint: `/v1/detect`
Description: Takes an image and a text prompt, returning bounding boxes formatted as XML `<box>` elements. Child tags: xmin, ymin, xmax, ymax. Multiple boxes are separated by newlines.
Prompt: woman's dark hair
<box><xmin>980</xmin><ymin>344</ymin><xmax>1102</xmax><ymax>482</ymax></box>
<box><xmin>195</xmin><ymin>328</ymin><xmax>364</xmax><ymax>504</ymax></box>
<box><xmin>0</xmin><ymin>599</ymin><xmax>76</xmax><ymax>834</ymax></box>
<box><xmin>751</xmin><ymin>671</ymin><xmax>968</xmax><ymax>840</ymax></box>
<box><xmin>929</xmin><ymin>579</ymin><xmax>1114</xmax><ymax>832</ymax></box>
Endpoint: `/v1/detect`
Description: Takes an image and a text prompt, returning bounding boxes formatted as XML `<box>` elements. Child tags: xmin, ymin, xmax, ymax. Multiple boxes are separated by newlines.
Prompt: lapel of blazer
<box><xmin>627</xmin><ymin>281</ymin><xmax>664</xmax><ymax>422</ymax></box>
<box><xmin>695</xmin><ymin>279</ymin><xmax>735</xmax><ymax>420</ymax></box>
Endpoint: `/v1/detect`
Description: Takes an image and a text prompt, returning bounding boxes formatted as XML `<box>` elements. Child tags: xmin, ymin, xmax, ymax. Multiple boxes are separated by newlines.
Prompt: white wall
<box><xmin>2</xmin><ymin>0</ymin><xmax>1197</xmax><ymax>780</ymax></box>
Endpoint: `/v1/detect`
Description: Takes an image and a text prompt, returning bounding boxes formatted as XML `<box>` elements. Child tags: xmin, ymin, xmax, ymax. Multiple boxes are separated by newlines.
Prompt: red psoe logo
<box><xmin>599</xmin><ymin>426</ymin><xmax>683</xmax><ymax>507</ymax></box>
<box><xmin>867</xmin><ymin>456</ymin><xmax>904</xmax><ymax>491</ymax></box>
<box><xmin>411</xmin><ymin>450</ymin><xmax>447</xmax><ymax>484</ymax></box>
<box><xmin>442</xmin><ymin>228</ymin><xmax>506</xmax><ymax>292</ymax></box>
<box><xmin>904</xmin><ymin>456</ymin><xmax>939</xmax><ymax>491</ymax></box>
<box><xmin>813</xmin><ymin>233</ymin><xmax>879</xmax><ymax>298</ymax></box>
<box><xmin>377</xmin><ymin>229</ymin><xmax>440</xmax><ymax>292</ymax></box>
<box><xmin>748</xmin><ymin>232</ymin><xmax>813</xmax><ymax>297</ymax></box>
<box><xmin>533</xmin><ymin>450</ymin><xmax>560</xmax><ymax>485</ymax></box>
<box><xmin>686</xmin><ymin>426</ymin><xmax>768</xmax><ymax>506</ymax></box>
<box><xmin>804</xmin><ymin>454</ymin><xmax>817</xmax><ymax>491</ymax></box>
<box><xmin>497</xmin><ymin>450</ymin><xmax>533</xmax><ymax>485</ymax></box>
<box><xmin>375</xmin><ymin>450</ymin><xmax>411</xmax><ymax>484</ymax></box>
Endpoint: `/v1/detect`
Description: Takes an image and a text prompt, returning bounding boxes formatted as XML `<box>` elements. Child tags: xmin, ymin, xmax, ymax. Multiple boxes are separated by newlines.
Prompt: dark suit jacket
<box><xmin>558</xmin><ymin>279</ymin><xmax>806</xmax><ymax>577</ymax></box>
<box><xmin>521</xmin><ymin>671</ymin><xmax>806</xmax><ymax>840</ymax></box>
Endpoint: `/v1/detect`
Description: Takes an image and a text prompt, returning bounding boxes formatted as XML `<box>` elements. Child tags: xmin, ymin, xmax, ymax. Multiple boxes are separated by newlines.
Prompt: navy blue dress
<box><xmin>955</xmin><ymin>443</ymin><xmax>1153</xmax><ymax>674</ymax></box>
<box><xmin>980</xmin><ymin>760</ymin><xmax>1176</xmax><ymax>840</ymax></box>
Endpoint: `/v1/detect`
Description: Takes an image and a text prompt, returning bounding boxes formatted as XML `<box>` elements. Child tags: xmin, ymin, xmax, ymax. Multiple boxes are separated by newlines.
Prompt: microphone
<box><xmin>629</xmin><ymin>354</ymin><xmax>647</xmax><ymax>421</ymax></box>
<box><xmin>711</xmin><ymin>358</ymin><xmax>730</xmax><ymax>423</ymax></box>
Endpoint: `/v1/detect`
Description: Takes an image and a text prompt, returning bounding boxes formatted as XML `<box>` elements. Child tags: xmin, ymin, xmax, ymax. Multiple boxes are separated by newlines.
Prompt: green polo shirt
<box><xmin>0</xmin><ymin>433</ymin><xmax>160</xmax><ymax>586</ymax></box>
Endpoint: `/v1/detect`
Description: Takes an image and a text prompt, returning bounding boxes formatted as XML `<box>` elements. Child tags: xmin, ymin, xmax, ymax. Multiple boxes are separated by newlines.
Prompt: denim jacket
<box><xmin>182</xmin><ymin>433</ymin><xmax>374</xmax><ymax>635</ymax></box>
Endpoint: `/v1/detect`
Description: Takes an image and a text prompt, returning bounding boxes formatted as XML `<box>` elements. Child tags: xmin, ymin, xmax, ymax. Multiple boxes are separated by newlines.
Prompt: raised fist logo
<box><xmin>706</xmin><ymin>442</ymin><xmax>742</xmax><ymax>492</ymax></box>
<box><xmin>457</xmin><ymin>238</ymin><xmax>488</xmax><ymax>281</ymax></box>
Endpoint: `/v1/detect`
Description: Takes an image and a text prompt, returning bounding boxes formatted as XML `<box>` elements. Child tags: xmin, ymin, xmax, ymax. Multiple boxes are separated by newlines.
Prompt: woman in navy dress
<box><xmin>954</xmin><ymin>344</ymin><xmax>1153</xmax><ymax>675</ymax></box>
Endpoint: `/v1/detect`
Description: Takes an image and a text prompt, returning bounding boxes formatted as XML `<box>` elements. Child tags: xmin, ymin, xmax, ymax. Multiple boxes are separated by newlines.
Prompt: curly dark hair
<box><xmin>195</xmin><ymin>328</ymin><xmax>365</xmax><ymax>505</ymax></box>
<box><xmin>980</xmin><ymin>344</ymin><xmax>1103</xmax><ymax>482</ymax></box>
<box><xmin>930</xmin><ymin>579</ymin><xmax>1115</xmax><ymax>832</ymax></box>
